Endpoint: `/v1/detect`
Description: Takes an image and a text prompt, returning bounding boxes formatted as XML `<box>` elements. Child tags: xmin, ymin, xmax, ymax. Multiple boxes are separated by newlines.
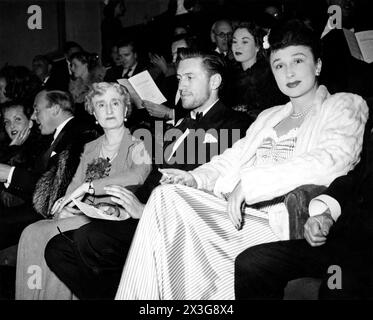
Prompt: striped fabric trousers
<box><xmin>115</xmin><ymin>184</ymin><xmax>281</xmax><ymax>300</ymax></box>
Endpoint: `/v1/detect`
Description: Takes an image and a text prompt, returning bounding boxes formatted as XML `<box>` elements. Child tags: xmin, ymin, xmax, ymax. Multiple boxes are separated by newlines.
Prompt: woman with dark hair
<box><xmin>223</xmin><ymin>21</ymin><xmax>286</xmax><ymax>119</ymax></box>
<box><xmin>0</xmin><ymin>101</ymin><xmax>46</xmax><ymax>207</ymax></box>
<box><xmin>115</xmin><ymin>19</ymin><xmax>368</xmax><ymax>300</ymax></box>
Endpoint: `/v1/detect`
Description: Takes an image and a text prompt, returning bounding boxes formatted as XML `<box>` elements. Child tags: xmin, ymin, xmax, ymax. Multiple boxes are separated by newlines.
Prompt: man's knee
<box><xmin>72</xmin><ymin>223</ymin><xmax>106</xmax><ymax>260</ymax></box>
<box><xmin>44</xmin><ymin>234</ymin><xmax>71</xmax><ymax>270</ymax></box>
<box><xmin>235</xmin><ymin>244</ymin><xmax>270</xmax><ymax>279</ymax></box>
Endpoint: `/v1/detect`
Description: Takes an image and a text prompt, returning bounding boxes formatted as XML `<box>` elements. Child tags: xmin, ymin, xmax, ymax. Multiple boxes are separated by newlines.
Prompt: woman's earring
<box><xmin>124</xmin><ymin>108</ymin><xmax>128</xmax><ymax>122</ymax></box>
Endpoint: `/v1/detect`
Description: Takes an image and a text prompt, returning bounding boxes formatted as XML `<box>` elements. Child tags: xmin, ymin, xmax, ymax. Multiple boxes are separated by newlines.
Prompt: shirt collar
<box><xmin>215</xmin><ymin>47</ymin><xmax>227</xmax><ymax>56</ymax></box>
<box><xmin>42</xmin><ymin>75</ymin><xmax>50</xmax><ymax>84</ymax></box>
<box><xmin>190</xmin><ymin>99</ymin><xmax>219</xmax><ymax>119</ymax></box>
<box><xmin>53</xmin><ymin>116</ymin><xmax>74</xmax><ymax>142</ymax></box>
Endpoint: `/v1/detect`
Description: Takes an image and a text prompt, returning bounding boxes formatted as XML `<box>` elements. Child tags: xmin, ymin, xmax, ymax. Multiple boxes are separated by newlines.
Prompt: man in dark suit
<box><xmin>45</xmin><ymin>50</ymin><xmax>253</xmax><ymax>299</ymax></box>
<box><xmin>234</xmin><ymin>129</ymin><xmax>373</xmax><ymax>300</ymax></box>
<box><xmin>48</xmin><ymin>42</ymin><xmax>83</xmax><ymax>91</ymax></box>
<box><xmin>104</xmin><ymin>39</ymin><xmax>145</xmax><ymax>82</ymax></box>
<box><xmin>31</xmin><ymin>55</ymin><xmax>53</xmax><ymax>90</ymax></box>
<box><xmin>0</xmin><ymin>90</ymin><xmax>95</xmax><ymax>249</ymax></box>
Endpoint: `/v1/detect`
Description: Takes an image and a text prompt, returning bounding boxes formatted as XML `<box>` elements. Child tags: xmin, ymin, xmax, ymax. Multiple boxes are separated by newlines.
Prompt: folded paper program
<box><xmin>72</xmin><ymin>199</ymin><xmax>129</xmax><ymax>221</ymax></box>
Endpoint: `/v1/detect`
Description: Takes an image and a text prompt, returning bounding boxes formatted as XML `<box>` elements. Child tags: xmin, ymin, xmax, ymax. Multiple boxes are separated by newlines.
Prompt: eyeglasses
<box><xmin>214</xmin><ymin>32</ymin><xmax>232</xmax><ymax>39</ymax></box>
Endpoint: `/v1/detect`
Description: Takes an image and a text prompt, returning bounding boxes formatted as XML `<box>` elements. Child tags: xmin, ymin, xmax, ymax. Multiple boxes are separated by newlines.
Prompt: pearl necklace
<box><xmin>290</xmin><ymin>106</ymin><xmax>313</xmax><ymax>119</ymax></box>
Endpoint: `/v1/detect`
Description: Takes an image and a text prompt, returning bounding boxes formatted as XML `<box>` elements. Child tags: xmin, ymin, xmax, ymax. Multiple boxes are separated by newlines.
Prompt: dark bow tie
<box><xmin>177</xmin><ymin>112</ymin><xmax>203</xmax><ymax>132</ymax></box>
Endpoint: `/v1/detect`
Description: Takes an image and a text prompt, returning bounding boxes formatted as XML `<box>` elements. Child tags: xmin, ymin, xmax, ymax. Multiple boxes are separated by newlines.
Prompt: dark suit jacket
<box><xmin>48</xmin><ymin>59</ymin><xmax>71</xmax><ymax>91</ymax></box>
<box><xmin>7</xmin><ymin>117</ymin><xmax>96</xmax><ymax>200</ymax></box>
<box><xmin>104</xmin><ymin>63</ymin><xmax>146</xmax><ymax>82</ymax></box>
<box><xmin>320</xmin><ymin>29</ymin><xmax>372</xmax><ymax>99</ymax></box>
<box><xmin>321</xmin><ymin>126</ymin><xmax>373</xmax><ymax>246</ymax></box>
<box><xmin>135</xmin><ymin>100</ymin><xmax>253</xmax><ymax>203</ymax></box>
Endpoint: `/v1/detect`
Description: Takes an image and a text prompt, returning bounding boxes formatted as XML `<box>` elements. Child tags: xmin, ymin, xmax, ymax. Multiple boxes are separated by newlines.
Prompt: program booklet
<box><xmin>343</xmin><ymin>28</ymin><xmax>373</xmax><ymax>63</ymax></box>
<box><xmin>72</xmin><ymin>199</ymin><xmax>129</xmax><ymax>221</ymax></box>
<box><xmin>117</xmin><ymin>70</ymin><xmax>167</xmax><ymax>109</ymax></box>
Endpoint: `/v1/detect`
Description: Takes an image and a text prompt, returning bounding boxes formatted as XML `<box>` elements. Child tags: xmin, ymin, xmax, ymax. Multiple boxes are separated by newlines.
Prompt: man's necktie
<box><xmin>122</xmin><ymin>67</ymin><xmax>132</xmax><ymax>78</ymax></box>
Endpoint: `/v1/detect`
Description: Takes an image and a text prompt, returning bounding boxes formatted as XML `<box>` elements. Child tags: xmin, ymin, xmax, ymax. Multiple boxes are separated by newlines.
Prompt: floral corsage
<box><xmin>85</xmin><ymin>157</ymin><xmax>112</xmax><ymax>182</ymax></box>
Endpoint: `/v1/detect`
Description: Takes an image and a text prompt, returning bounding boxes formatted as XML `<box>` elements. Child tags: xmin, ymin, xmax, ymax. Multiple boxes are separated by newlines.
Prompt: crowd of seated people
<box><xmin>0</xmin><ymin>0</ymin><xmax>372</xmax><ymax>301</ymax></box>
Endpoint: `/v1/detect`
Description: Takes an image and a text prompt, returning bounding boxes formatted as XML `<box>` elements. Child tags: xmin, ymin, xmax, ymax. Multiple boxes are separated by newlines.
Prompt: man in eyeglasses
<box><xmin>210</xmin><ymin>19</ymin><xmax>233</xmax><ymax>57</ymax></box>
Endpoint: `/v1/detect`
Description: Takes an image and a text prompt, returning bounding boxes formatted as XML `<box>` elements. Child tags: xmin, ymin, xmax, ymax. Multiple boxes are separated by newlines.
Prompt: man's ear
<box><xmin>210</xmin><ymin>73</ymin><xmax>222</xmax><ymax>90</ymax></box>
<box><xmin>51</xmin><ymin>103</ymin><xmax>60</xmax><ymax>116</ymax></box>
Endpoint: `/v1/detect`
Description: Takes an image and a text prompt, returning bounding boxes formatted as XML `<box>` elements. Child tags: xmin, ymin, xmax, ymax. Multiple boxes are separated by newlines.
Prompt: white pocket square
<box><xmin>50</xmin><ymin>151</ymin><xmax>57</xmax><ymax>158</ymax></box>
<box><xmin>203</xmin><ymin>133</ymin><xmax>218</xmax><ymax>144</ymax></box>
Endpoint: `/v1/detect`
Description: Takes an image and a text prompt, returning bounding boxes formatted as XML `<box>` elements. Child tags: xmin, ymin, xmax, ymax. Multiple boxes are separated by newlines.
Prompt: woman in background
<box><xmin>69</xmin><ymin>52</ymin><xmax>106</xmax><ymax>125</ymax></box>
<box><xmin>223</xmin><ymin>21</ymin><xmax>286</xmax><ymax>120</ymax></box>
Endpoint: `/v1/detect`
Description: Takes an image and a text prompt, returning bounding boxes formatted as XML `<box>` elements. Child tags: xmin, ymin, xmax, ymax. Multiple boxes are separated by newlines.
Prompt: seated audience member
<box><xmin>223</xmin><ymin>21</ymin><xmax>287</xmax><ymax>119</ymax></box>
<box><xmin>0</xmin><ymin>90</ymin><xmax>96</xmax><ymax>250</ymax></box>
<box><xmin>48</xmin><ymin>41</ymin><xmax>83</xmax><ymax>91</ymax></box>
<box><xmin>68</xmin><ymin>51</ymin><xmax>106</xmax><ymax>125</ymax></box>
<box><xmin>107</xmin><ymin>45</ymin><xmax>122</xmax><ymax>69</ymax></box>
<box><xmin>104</xmin><ymin>39</ymin><xmax>145</xmax><ymax>82</ymax></box>
<box><xmin>320</xmin><ymin>0</ymin><xmax>372</xmax><ymax>98</ymax></box>
<box><xmin>42</xmin><ymin>50</ymin><xmax>252</xmax><ymax>300</ymax></box>
<box><xmin>31</xmin><ymin>55</ymin><xmax>53</xmax><ymax>90</ymax></box>
<box><xmin>0</xmin><ymin>101</ymin><xmax>47</xmax><ymax>208</ymax></box>
<box><xmin>0</xmin><ymin>65</ymin><xmax>41</xmax><ymax>108</ymax></box>
<box><xmin>210</xmin><ymin>19</ymin><xmax>233</xmax><ymax>58</ymax></box>
<box><xmin>0</xmin><ymin>71</ymin><xmax>11</xmax><ymax>105</ymax></box>
<box><xmin>113</xmin><ymin>19</ymin><xmax>368</xmax><ymax>300</ymax></box>
<box><xmin>234</xmin><ymin>128</ymin><xmax>373</xmax><ymax>300</ymax></box>
<box><xmin>142</xmin><ymin>35</ymin><xmax>198</xmax><ymax>125</ymax></box>
<box><xmin>15</xmin><ymin>82</ymin><xmax>151</xmax><ymax>300</ymax></box>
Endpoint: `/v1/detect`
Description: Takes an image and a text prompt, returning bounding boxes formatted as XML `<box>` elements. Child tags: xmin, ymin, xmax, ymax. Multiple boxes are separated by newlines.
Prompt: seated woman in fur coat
<box><xmin>15</xmin><ymin>82</ymin><xmax>151</xmax><ymax>300</ymax></box>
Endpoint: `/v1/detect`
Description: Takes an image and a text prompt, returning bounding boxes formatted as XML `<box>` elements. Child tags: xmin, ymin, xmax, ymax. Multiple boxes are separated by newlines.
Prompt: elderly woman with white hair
<box><xmin>15</xmin><ymin>82</ymin><xmax>151</xmax><ymax>300</ymax></box>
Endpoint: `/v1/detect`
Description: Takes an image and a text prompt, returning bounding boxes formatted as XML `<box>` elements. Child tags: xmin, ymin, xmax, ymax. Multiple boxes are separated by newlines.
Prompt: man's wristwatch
<box><xmin>88</xmin><ymin>181</ymin><xmax>95</xmax><ymax>195</ymax></box>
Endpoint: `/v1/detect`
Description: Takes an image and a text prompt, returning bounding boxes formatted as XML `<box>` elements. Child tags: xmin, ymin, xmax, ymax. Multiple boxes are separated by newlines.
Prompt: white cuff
<box><xmin>4</xmin><ymin>166</ymin><xmax>15</xmax><ymax>188</ymax></box>
<box><xmin>190</xmin><ymin>171</ymin><xmax>203</xmax><ymax>190</ymax></box>
<box><xmin>308</xmin><ymin>194</ymin><xmax>341</xmax><ymax>222</ymax></box>
<box><xmin>166</xmin><ymin>110</ymin><xmax>176</xmax><ymax>126</ymax></box>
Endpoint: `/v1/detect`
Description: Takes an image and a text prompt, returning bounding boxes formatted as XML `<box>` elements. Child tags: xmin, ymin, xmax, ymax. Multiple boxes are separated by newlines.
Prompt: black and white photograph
<box><xmin>0</xmin><ymin>0</ymin><xmax>372</xmax><ymax>314</ymax></box>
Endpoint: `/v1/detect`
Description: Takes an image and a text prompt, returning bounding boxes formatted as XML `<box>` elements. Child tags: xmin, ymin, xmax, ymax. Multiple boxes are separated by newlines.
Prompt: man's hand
<box><xmin>149</xmin><ymin>53</ymin><xmax>168</xmax><ymax>75</ymax></box>
<box><xmin>0</xmin><ymin>164</ymin><xmax>12</xmax><ymax>182</ymax></box>
<box><xmin>104</xmin><ymin>185</ymin><xmax>145</xmax><ymax>219</ymax></box>
<box><xmin>227</xmin><ymin>181</ymin><xmax>245</xmax><ymax>230</ymax></box>
<box><xmin>304</xmin><ymin>210</ymin><xmax>334</xmax><ymax>247</ymax></box>
<box><xmin>142</xmin><ymin>100</ymin><xmax>173</xmax><ymax>120</ymax></box>
<box><xmin>159</xmin><ymin>168</ymin><xmax>197</xmax><ymax>187</ymax></box>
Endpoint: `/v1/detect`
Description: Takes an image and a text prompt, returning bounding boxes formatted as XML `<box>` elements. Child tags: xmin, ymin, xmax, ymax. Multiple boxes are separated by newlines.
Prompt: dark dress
<box><xmin>223</xmin><ymin>57</ymin><xmax>287</xmax><ymax>120</ymax></box>
<box><xmin>0</xmin><ymin>127</ymin><xmax>49</xmax><ymax>208</ymax></box>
